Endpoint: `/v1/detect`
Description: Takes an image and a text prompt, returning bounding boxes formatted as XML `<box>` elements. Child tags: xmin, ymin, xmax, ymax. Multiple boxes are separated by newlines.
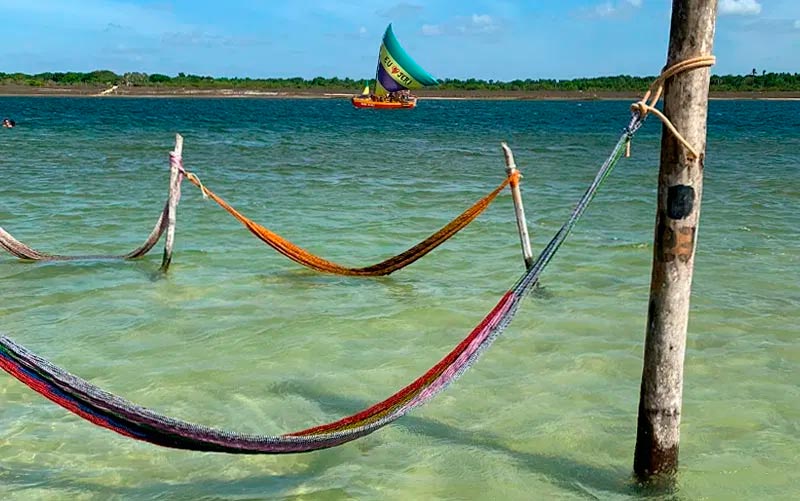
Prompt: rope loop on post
<box><xmin>175</xmin><ymin>161</ymin><xmax>209</xmax><ymax>200</ymax></box>
<box><xmin>186</xmin><ymin>172</ymin><xmax>209</xmax><ymax>199</ymax></box>
<box><xmin>628</xmin><ymin>55</ymin><xmax>715</xmax><ymax>160</ymax></box>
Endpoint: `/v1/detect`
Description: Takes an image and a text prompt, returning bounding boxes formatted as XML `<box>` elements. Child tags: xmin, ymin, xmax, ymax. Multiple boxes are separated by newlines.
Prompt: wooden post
<box><xmin>500</xmin><ymin>142</ymin><xmax>534</xmax><ymax>269</ymax></box>
<box><xmin>159</xmin><ymin>133</ymin><xmax>183</xmax><ymax>272</ymax></box>
<box><xmin>633</xmin><ymin>0</ymin><xmax>717</xmax><ymax>482</ymax></box>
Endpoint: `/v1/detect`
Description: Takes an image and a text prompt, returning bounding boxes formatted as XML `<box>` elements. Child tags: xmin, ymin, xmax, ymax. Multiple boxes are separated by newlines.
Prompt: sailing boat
<box><xmin>352</xmin><ymin>24</ymin><xmax>437</xmax><ymax>109</ymax></box>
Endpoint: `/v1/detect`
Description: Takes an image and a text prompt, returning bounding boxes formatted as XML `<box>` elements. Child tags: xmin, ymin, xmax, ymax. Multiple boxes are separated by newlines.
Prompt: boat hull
<box><xmin>351</xmin><ymin>96</ymin><xmax>416</xmax><ymax>109</ymax></box>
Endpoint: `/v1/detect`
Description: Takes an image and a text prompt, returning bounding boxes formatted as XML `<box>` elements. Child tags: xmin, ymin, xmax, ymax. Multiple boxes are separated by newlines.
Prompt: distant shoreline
<box><xmin>1</xmin><ymin>85</ymin><xmax>799</xmax><ymax>101</ymax></box>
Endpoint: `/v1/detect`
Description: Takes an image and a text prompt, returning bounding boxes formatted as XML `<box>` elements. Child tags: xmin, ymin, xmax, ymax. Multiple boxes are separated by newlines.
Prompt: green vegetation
<box><xmin>1</xmin><ymin>70</ymin><xmax>799</xmax><ymax>92</ymax></box>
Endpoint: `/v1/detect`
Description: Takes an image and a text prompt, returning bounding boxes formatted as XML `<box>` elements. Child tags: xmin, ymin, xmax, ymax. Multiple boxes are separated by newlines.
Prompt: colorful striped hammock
<box><xmin>0</xmin><ymin>127</ymin><xmax>638</xmax><ymax>454</ymax></box>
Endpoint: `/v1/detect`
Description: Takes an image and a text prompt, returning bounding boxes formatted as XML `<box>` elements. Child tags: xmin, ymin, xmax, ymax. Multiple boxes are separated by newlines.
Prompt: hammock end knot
<box><xmin>630</xmin><ymin>101</ymin><xmax>649</xmax><ymax>120</ymax></box>
<box><xmin>186</xmin><ymin>172</ymin><xmax>209</xmax><ymax>199</ymax></box>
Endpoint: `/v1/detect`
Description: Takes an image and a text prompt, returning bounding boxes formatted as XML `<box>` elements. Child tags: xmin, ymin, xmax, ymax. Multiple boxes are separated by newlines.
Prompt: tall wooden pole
<box><xmin>160</xmin><ymin>133</ymin><xmax>183</xmax><ymax>272</ymax></box>
<box><xmin>634</xmin><ymin>0</ymin><xmax>717</xmax><ymax>481</ymax></box>
<box><xmin>500</xmin><ymin>142</ymin><xmax>534</xmax><ymax>269</ymax></box>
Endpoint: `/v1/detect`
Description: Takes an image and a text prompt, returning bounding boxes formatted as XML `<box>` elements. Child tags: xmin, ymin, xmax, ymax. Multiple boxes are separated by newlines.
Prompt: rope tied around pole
<box><xmin>628</xmin><ymin>55</ymin><xmax>716</xmax><ymax>160</ymax></box>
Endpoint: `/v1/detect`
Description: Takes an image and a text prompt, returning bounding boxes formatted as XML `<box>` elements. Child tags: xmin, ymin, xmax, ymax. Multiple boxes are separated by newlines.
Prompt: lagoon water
<box><xmin>0</xmin><ymin>97</ymin><xmax>797</xmax><ymax>499</ymax></box>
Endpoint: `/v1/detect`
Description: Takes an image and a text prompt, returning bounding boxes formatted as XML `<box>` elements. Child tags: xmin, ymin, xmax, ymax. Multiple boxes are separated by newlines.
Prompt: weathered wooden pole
<box><xmin>633</xmin><ymin>0</ymin><xmax>717</xmax><ymax>482</ymax></box>
<box><xmin>159</xmin><ymin>133</ymin><xmax>183</xmax><ymax>272</ymax></box>
<box><xmin>500</xmin><ymin>142</ymin><xmax>534</xmax><ymax>269</ymax></box>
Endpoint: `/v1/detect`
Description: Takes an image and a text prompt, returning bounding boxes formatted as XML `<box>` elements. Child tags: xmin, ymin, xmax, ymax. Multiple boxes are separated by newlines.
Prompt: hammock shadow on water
<box><xmin>0</xmin><ymin>381</ymin><xmax>676</xmax><ymax>499</ymax></box>
<box><xmin>252</xmin><ymin>267</ymin><xmax>421</xmax><ymax>296</ymax></box>
<box><xmin>529</xmin><ymin>282</ymin><xmax>555</xmax><ymax>301</ymax></box>
<box><xmin>0</xmin><ymin>258</ymin><xmax>163</xmax><ymax>282</ymax></box>
<box><xmin>264</xmin><ymin>380</ymin><xmax>647</xmax><ymax>499</ymax></box>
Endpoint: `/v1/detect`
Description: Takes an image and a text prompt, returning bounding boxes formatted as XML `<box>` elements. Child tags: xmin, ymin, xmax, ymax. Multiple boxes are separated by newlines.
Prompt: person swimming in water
<box><xmin>2</xmin><ymin>118</ymin><xmax>15</xmax><ymax>128</ymax></box>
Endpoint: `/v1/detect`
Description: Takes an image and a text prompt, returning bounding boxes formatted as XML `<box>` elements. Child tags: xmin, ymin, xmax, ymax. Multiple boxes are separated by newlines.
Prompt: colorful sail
<box><xmin>373</xmin><ymin>24</ymin><xmax>437</xmax><ymax>96</ymax></box>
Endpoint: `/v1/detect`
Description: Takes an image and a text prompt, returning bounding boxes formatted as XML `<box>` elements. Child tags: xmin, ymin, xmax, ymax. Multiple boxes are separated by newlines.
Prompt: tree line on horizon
<box><xmin>1</xmin><ymin>70</ymin><xmax>799</xmax><ymax>92</ymax></box>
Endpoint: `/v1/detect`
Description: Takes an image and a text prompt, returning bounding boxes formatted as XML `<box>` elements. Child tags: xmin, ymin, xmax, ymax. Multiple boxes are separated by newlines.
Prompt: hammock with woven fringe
<box><xmin>0</xmin><ymin>125</ymin><xmax>638</xmax><ymax>454</ymax></box>
<box><xmin>0</xmin><ymin>201</ymin><xmax>170</xmax><ymax>261</ymax></box>
<box><xmin>181</xmin><ymin>170</ymin><xmax>518</xmax><ymax>276</ymax></box>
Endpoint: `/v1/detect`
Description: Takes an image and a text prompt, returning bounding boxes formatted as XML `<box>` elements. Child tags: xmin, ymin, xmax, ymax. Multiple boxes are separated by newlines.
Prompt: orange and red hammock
<box><xmin>181</xmin><ymin>168</ymin><xmax>520</xmax><ymax>276</ymax></box>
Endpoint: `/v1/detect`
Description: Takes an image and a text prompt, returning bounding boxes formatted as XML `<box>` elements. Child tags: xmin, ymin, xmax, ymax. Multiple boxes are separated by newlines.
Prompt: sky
<box><xmin>0</xmin><ymin>0</ymin><xmax>798</xmax><ymax>80</ymax></box>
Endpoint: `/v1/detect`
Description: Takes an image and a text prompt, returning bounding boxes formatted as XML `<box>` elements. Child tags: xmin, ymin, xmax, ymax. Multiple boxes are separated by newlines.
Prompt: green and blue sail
<box><xmin>372</xmin><ymin>24</ymin><xmax>437</xmax><ymax>96</ymax></box>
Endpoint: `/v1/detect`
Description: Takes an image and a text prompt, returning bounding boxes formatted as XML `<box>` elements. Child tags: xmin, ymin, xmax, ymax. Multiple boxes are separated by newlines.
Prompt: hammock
<box><xmin>0</xmin><ymin>138</ymin><xmax>185</xmax><ymax>271</ymax></box>
<box><xmin>181</xmin><ymin>170</ymin><xmax>518</xmax><ymax>276</ymax></box>
<box><xmin>0</xmin><ymin>203</ymin><xmax>169</xmax><ymax>261</ymax></box>
<box><xmin>0</xmin><ymin>123</ymin><xmax>640</xmax><ymax>454</ymax></box>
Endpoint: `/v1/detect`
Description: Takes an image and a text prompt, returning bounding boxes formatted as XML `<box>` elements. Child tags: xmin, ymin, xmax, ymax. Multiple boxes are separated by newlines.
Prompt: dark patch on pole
<box><xmin>667</xmin><ymin>185</ymin><xmax>694</xmax><ymax>219</ymax></box>
<box><xmin>635</xmin><ymin>299</ymin><xmax>682</xmax><ymax>482</ymax></box>
<box><xmin>654</xmin><ymin>221</ymin><xmax>696</xmax><ymax>263</ymax></box>
<box><xmin>160</xmin><ymin>248</ymin><xmax>172</xmax><ymax>271</ymax></box>
<box><xmin>634</xmin><ymin>398</ymin><xmax>680</xmax><ymax>478</ymax></box>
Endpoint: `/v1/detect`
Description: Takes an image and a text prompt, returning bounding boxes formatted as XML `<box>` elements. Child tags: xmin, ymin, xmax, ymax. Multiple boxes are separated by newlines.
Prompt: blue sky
<box><xmin>1</xmin><ymin>1</ymin><xmax>798</xmax><ymax>80</ymax></box>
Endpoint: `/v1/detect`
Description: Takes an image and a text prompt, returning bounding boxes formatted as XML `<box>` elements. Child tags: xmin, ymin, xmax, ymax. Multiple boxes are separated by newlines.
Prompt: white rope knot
<box><xmin>187</xmin><ymin>172</ymin><xmax>209</xmax><ymax>200</ymax></box>
<box><xmin>628</xmin><ymin>55</ymin><xmax>716</xmax><ymax>160</ymax></box>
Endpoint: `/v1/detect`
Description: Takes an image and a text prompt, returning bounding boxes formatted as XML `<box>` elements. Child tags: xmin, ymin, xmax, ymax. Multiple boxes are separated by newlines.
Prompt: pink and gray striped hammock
<box><xmin>0</xmin><ymin>125</ymin><xmax>639</xmax><ymax>454</ymax></box>
<box><xmin>0</xmin><ymin>137</ymin><xmax>185</xmax><ymax>271</ymax></box>
<box><xmin>0</xmin><ymin>202</ymin><xmax>169</xmax><ymax>261</ymax></box>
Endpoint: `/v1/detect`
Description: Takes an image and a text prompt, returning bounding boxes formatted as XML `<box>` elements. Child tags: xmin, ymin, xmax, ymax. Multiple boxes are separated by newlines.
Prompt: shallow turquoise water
<box><xmin>0</xmin><ymin>97</ymin><xmax>798</xmax><ymax>499</ymax></box>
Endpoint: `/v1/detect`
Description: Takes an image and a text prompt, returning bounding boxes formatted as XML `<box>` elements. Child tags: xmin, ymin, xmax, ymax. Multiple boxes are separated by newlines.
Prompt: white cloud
<box><xmin>472</xmin><ymin>14</ymin><xmax>492</xmax><ymax>26</ymax></box>
<box><xmin>421</xmin><ymin>14</ymin><xmax>501</xmax><ymax>36</ymax></box>
<box><xmin>590</xmin><ymin>0</ymin><xmax>642</xmax><ymax>18</ymax></box>
<box><xmin>421</xmin><ymin>24</ymin><xmax>442</xmax><ymax>36</ymax></box>
<box><xmin>719</xmin><ymin>0</ymin><xmax>762</xmax><ymax>16</ymax></box>
<box><xmin>465</xmin><ymin>14</ymin><xmax>500</xmax><ymax>33</ymax></box>
<box><xmin>594</xmin><ymin>2</ymin><xmax>615</xmax><ymax>17</ymax></box>
<box><xmin>161</xmin><ymin>31</ymin><xmax>267</xmax><ymax>49</ymax></box>
<box><xmin>794</xmin><ymin>20</ymin><xmax>800</xmax><ymax>30</ymax></box>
